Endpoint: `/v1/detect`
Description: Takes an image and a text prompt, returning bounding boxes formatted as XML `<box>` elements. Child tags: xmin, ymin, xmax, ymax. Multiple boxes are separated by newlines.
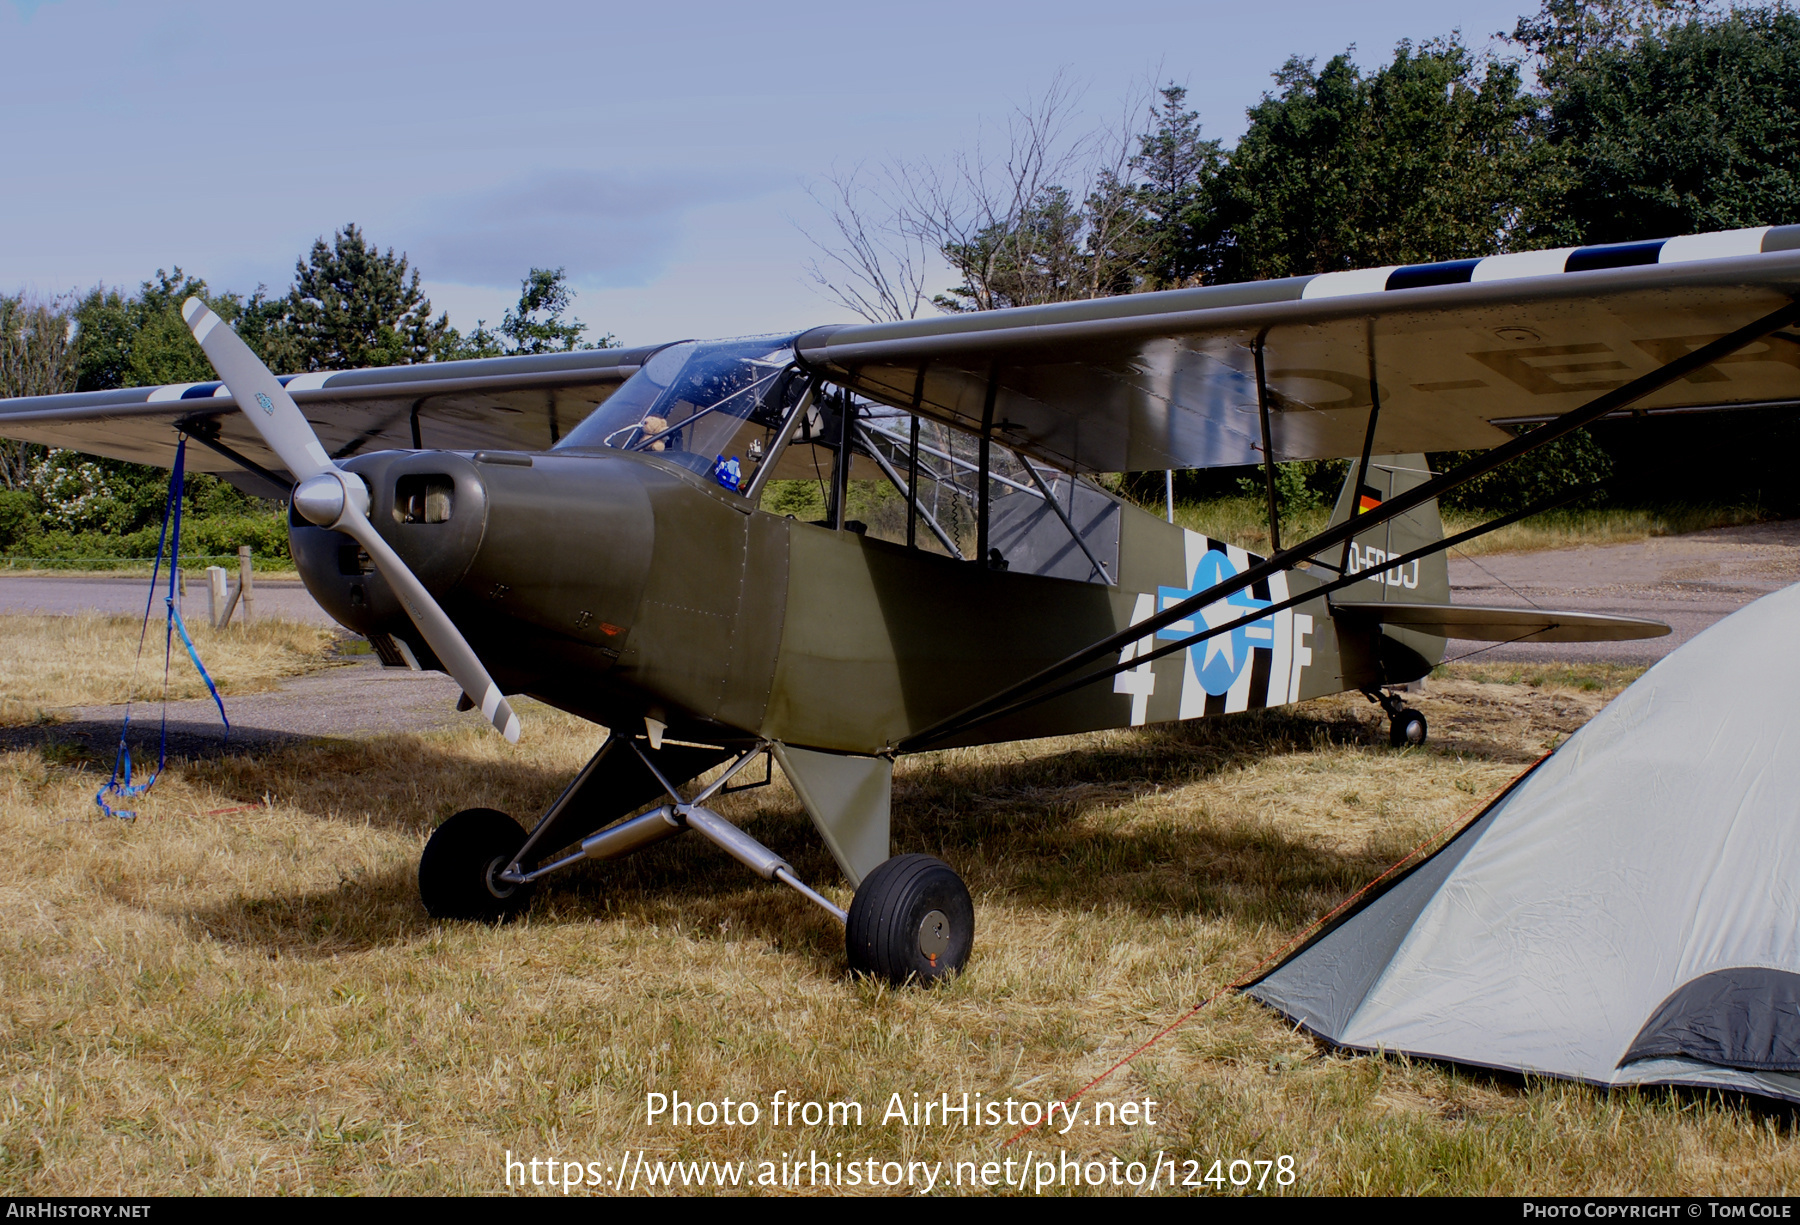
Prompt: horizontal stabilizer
<box><xmin>1332</xmin><ymin>602</ymin><xmax>1671</xmax><ymax>643</ymax></box>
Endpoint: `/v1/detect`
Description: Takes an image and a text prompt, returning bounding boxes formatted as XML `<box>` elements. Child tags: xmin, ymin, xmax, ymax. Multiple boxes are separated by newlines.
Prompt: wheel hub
<box><xmin>918</xmin><ymin>909</ymin><xmax>950</xmax><ymax>958</ymax></box>
<box><xmin>483</xmin><ymin>855</ymin><xmax>518</xmax><ymax>900</ymax></box>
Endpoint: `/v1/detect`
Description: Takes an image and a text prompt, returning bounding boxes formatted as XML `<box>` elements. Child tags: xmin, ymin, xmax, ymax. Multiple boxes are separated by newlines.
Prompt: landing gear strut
<box><xmin>424</xmin><ymin>738</ymin><xmax>981</xmax><ymax>987</ymax></box>
<box><xmin>1366</xmin><ymin>688</ymin><xmax>1428</xmax><ymax>748</ymax></box>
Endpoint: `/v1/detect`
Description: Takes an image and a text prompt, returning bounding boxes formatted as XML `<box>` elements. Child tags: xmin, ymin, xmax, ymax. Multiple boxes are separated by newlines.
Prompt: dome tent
<box><xmin>1246</xmin><ymin>581</ymin><xmax>1800</xmax><ymax>1101</ymax></box>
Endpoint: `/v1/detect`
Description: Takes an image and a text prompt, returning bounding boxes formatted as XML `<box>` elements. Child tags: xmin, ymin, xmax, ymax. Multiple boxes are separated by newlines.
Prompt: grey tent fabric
<box><xmin>1247</xmin><ymin>580</ymin><xmax>1800</xmax><ymax>1102</ymax></box>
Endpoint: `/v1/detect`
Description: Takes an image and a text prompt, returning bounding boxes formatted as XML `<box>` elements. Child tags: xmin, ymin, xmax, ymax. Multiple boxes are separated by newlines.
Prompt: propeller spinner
<box><xmin>182</xmin><ymin>297</ymin><xmax>522</xmax><ymax>743</ymax></box>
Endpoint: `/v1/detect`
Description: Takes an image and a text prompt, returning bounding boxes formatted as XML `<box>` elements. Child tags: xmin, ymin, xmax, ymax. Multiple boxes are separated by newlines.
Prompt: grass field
<box><xmin>5</xmin><ymin>656</ymin><xmax>1799</xmax><ymax>1196</ymax></box>
<box><xmin>0</xmin><ymin>613</ymin><xmax>342</xmax><ymax>727</ymax></box>
<box><xmin>1177</xmin><ymin>497</ymin><xmax>1767</xmax><ymax>559</ymax></box>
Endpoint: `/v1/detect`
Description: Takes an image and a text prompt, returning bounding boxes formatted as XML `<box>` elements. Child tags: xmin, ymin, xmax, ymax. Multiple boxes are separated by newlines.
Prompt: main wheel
<box><xmin>419</xmin><ymin>807</ymin><xmax>535</xmax><ymax>922</ymax></box>
<box><xmin>1389</xmin><ymin>707</ymin><xmax>1427</xmax><ymax>748</ymax></box>
<box><xmin>845</xmin><ymin>854</ymin><xmax>974</xmax><ymax>985</ymax></box>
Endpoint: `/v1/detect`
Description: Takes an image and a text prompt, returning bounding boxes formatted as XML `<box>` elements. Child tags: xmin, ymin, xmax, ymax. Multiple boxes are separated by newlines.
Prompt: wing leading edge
<box><xmin>797</xmin><ymin>225</ymin><xmax>1800</xmax><ymax>474</ymax></box>
<box><xmin>0</xmin><ymin>345</ymin><xmax>663</xmax><ymax>480</ymax></box>
<box><xmin>7</xmin><ymin>226</ymin><xmax>1800</xmax><ymax>482</ymax></box>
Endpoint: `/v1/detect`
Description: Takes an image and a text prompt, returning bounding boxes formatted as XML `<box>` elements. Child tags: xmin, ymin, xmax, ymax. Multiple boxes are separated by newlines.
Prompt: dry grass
<box><xmin>1179</xmin><ymin>496</ymin><xmax>1766</xmax><ymax>559</ymax></box>
<box><xmin>4</xmin><ymin>662</ymin><xmax>1799</xmax><ymax>1196</ymax></box>
<box><xmin>0</xmin><ymin>613</ymin><xmax>342</xmax><ymax>726</ymax></box>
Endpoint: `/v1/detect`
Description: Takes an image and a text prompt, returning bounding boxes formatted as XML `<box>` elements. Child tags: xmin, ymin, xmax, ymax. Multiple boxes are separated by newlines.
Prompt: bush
<box><xmin>1433</xmin><ymin>430</ymin><xmax>1613</xmax><ymax>515</ymax></box>
<box><xmin>0</xmin><ymin>489</ymin><xmax>39</xmax><ymax>550</ymax></box>
<box><xmin>186</xmin><ymin>510</ymin><xmax>291</xmax><ymax>559</ymax></box>
<box><xmin>1235</xmin><ymin>459</ymin><xmax>1349</xmax><ymax>515</ymax></box>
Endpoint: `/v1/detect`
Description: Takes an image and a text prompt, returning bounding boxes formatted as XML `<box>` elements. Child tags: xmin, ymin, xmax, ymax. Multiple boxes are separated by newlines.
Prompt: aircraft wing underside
<box><xmin>7</xmin><ymin>228</ymin><xmax>1800</xmax><ymax>482</ymax></box>
<box><xmin>797</xmin><ymin>226</ymin><xmax>1800</xmax><ymax>474</ymax></box>
<box><xmin>0</xmin><ymin>344</ymin><xmax>659</xmax><ymax>483</ymax></box>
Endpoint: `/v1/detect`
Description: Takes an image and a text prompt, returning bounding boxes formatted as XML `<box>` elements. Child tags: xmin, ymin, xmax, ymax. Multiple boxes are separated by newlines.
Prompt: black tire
<box><xmin>1390</xmin><ymin>707</ymin><xmax>1427</xmax><ymax>748</ymax></box>
<box><xmin>419</xmin><ymin>807</ymin><xmax>535</xmax><ymax>922</ymax></box>
<box><xmin>845</xmin><ymin>854</ymin><xmax>974</xmax><ymax>985</ymax></box>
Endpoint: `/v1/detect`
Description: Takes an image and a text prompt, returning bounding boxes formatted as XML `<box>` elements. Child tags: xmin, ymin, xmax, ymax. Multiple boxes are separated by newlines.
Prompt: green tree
<box><xmin>0</xmin><ymin>294</ymin><xmax>75</xmax><ymax>491</ymax></box>
<box><xmin>1541</xmin><ymin>6</ymin><xmax>1800</xmax><ymax>244</ymax></box>
<box><xmin>70</xmin><ymin>268</ymin><xmax>268</xmax><ymax>393</ymax></box>
<box><xmin>934</xmin><ymin>185</ymin><xmax>1094</xmax><ymax>312</ymax></box>
<box><xmin>1201</xmin><ymin>38</ymin><xmax>1543</xmax><ymax>283</ymax></box>
<box><xmin>501</xmin><ymin>267</ymin><xmax>609</xmax><ymax>353</ymax></box>
<box><xmin>1130</xmin><ymin>84</ymin><xmax>1223</xmax><ymax>289</ymax></box>
<box><xmin>280</xmin><ymin>223</ymin><xmax>452</xmax><ymax>370</ymax></box>
<box><xmin>1507</xmin><ymin>0</ymin><xmax>1713</xmax><ymax>85</ymax></box>
<box><xmin>58</xmin><ymin>270</ymin><xmax>270</xmax><ymax>537</ymax></box>
<box><xmin>447</xmin><ymin>268</ymin><xmax>615</xmax><ymax>359</ymax></box>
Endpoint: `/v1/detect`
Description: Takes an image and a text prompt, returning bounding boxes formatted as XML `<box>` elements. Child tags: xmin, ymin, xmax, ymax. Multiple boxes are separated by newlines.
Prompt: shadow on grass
<box><xmin>1300</xmin><ymin>1039</ymin><xmax>1800</xmax><ymax>1133</ymax></box>
<box><xmin>184</xmin><ymin>861</ymin><xmax>434</xmax><ymax>957</ymax></box>
<box><xmin>0</xmin><ymin>717</ymin><xmax>317</xmax><ymax>762</ymax></box>
<box><xmin>170</xmin><ymin>703</ymin><xmax>1441</xmax><ymax>961</ymax></box>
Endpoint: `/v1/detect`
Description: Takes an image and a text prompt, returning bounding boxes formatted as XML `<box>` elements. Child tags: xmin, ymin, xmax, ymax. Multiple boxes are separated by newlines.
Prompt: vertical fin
<box><xmin>1325</xmin><ymin>453</ymin><xmax>1448</xmax><ymax>605</ymax></box>
<box><xmin>1325</xmin><ymin>453</ymin><xmax>1448</xmax><ymax>684</ymax></box>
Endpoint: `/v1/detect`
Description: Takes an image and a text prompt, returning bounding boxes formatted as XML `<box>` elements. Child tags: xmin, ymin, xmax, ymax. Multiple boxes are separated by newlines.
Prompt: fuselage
<box><xmin>291</xmin><ymin>445</ymin><xmax>1436</xmax><ymax>754</ymax></box>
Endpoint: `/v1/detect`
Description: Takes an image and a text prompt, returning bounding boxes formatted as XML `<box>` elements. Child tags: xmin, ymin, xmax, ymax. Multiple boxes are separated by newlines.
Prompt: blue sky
<box><xmin>2</xmin><ymin>0</ymin><xmax>1542</xmax><ymax>347</ymax></box>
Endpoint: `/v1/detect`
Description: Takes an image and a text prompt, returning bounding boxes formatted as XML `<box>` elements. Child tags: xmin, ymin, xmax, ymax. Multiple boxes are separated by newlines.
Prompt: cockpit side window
<box><xmin>757</xmin><ymin>384</ymin><xmax>1121</xmax><ymax>583</ymax></box>
<box><xmin>554</xmin><ymin>336</ymin><xmax>805</xmax><ymax>495</ymax></box>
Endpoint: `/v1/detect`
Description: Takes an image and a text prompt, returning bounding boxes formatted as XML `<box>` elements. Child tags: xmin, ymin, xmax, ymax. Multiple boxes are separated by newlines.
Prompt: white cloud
<box><xmin>406</xmin><ymin>167</ymin><xmax>786</xmax><ymax>291</ymax></box>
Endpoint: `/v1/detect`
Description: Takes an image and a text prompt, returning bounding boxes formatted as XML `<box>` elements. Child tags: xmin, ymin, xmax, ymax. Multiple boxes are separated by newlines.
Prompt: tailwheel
<box><xmin>419</xmin><ymin>807</ymin><xmax>535</xmax><ymax>922</ymax></box>
<box><xmin>846</xmin><ymin>854</ymin><xmax>974</xmax><ymax>985</ymax></box>
<box><xmin>1389</xmin><ymin>707</ymin><xmax>1428</xmax><ymax>748</ymax></box>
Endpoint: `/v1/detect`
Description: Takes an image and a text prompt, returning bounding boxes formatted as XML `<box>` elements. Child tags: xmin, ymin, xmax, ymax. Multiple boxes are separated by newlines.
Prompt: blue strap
<box><xmin>97</xmin><ymin>438</ymin><xmax>228</xmax><ymax>820</ymax></box>
<box><xmin>170</xmin><ymin>602</ymin><xmax>229</xmax><ymax>736</ymax></box>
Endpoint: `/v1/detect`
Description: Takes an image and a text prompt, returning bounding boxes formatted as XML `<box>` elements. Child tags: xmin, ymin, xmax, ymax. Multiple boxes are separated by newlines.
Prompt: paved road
<box><xmin>1</xmin><ymin>657</ymin><xmax>475</xmax><ymax>759</ymax></box>
<box><xmin>1445</xmin><ymin>520</ymin><xmax>1800</xmax><ymax>665</ymax></box>
<box><xmin>0</xmin><ymin>574</ymin><xmax>336</xmax><ymax>623</ymax></box>
<box><xmin>0</xmin><ymin>572</ymin><xmax>468</xmax><ymax>757</ymax></box>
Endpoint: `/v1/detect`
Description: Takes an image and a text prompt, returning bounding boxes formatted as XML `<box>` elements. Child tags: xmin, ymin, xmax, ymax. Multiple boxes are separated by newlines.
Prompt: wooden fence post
<box><xmin>238</xmin><ymin>546</ymin><xmax>254</xmax><ymax>624</ymax></box>
<box><xmin>207</xmin><ymin>566</ymin><xmax>229</xmax><ymax>628</ymax></box>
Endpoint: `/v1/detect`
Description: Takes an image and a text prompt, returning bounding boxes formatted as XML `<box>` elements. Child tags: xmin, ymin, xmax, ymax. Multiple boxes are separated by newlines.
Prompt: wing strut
<box><xmin>177</xmin><ymin>418</ymin><xmax>294</xmax><ymax>501</ymax></box>
<box><xmin>1341</xmin><ymin>318</ymin><xmax>1385</xmax><ymax>574</ymax></box>
<box><xmin>920</xmin><ymin>471</ymin><xmax>1628</xmax><ymax>741</ymax></box>
<box><xmin>1017</xmin><ymin>454</ymin><xmax>1114</xmax><ymax>585</ymax></box>
<box><xmin>896</xmin><ymin>298</ymin><xmax>1800</xmax><ymax>751</ymax></box>
<box><xmin>1253</xmin><ymin>331</ymin><xmax>1282</xmax><ymax>554</ymax></box>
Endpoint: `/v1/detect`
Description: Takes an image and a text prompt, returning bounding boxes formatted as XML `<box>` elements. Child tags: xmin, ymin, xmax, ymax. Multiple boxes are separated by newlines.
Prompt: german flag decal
<box><xmin>1357</xmin><ymin>485</ymin><xmax>1384</xmax><ymax>515</ymax></box>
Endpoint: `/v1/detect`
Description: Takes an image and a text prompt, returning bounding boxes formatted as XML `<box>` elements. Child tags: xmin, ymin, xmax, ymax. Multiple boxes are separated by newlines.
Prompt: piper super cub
<box><xmin>13</xmin><ymin>224</ymin><xmax>1798</xmax><ymax>982</ymax></box>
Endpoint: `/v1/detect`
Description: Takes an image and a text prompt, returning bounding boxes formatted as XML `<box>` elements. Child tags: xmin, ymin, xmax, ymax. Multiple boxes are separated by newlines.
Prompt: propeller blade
<box><xmin>182</xmin><ymin>297</ymin><xmax>522</xmax><ymax>743</ymax></box>
<box><xmin>333</xmin><ymin>510</ymin><xmax>521</xmax><ymax>742</ymax></box>
<box><xmin>179</xmin><ymin>298</ymin><xmax>333</xmax><ymax>482</ymax></box>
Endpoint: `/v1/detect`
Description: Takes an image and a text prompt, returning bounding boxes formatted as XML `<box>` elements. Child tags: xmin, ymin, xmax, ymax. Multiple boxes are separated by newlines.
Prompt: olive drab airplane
<box><xmin>12</xmin><ymin>223</ymin><xmax>1800</xmax><ymax>983</ymax></box>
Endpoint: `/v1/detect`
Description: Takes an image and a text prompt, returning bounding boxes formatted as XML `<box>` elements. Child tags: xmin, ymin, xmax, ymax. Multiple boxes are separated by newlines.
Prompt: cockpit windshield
<box><xmin>555</xmin><ymin>335</ymin><xmax>803</xmax><ymax>493</ymax></box>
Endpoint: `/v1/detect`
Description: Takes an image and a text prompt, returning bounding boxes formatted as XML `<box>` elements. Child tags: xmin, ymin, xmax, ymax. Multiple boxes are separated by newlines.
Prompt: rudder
<box><xmin>1322</xmin><ymin>455</ymin><xmax>1448</xmax><ymax>684</ymax></box>
<box><xmin>1323</xmin><ymin>454</ymin><xmax>1448</xmax><ymax>605</ymax></box>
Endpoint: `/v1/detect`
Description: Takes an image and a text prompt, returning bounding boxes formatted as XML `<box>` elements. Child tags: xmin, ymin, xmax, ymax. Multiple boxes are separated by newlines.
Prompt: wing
<box><xmin>796</xmin><ymin>226</ymin><xmax>1800</xmax><ymax>474</ymax></box>
<box><xmin>0</xmin><ymin>344</ymin><xmax>663</xmax><ymax>484</ymax></box>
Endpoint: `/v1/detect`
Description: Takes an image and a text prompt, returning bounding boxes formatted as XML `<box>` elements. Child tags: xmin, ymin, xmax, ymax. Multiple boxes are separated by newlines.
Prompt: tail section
<box><xmin>1323</xmin><ymin>454</ymin><xmax>1449</xmax><ymax>606</ymax></box>
<box><xmin>982</xmin><ymin>454</ymin><xmax>1456</xmax><ymax>743</ymax></box>
<box><xmin>1321</xmin><ymin>454</ymin><xmax>1448</xmax><ymax>684</ymax></box>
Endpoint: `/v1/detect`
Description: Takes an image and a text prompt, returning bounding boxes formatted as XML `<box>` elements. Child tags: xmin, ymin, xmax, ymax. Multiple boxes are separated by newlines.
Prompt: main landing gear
<box><xmin>1365</xmin><ymin>688</ymin><xmax>1428</xmax><ymax>748</ymax></box>
<box><xmin>418</xmin><ymin>738</ymin><xmax>976</xmax><ymax>987</ymax></box>
<box><xmin>845</xmin><ymin>854</ymin><xmax>974</xmax><ymax>984</ymax></box>
<box><xmin>419</xmin><ymin>807</ymin><xmax>536</xmax><ymax>922</ymax></box>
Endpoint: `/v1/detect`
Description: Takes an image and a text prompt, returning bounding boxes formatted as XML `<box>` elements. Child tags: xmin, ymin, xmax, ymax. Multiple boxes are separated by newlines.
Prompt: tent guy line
<box><xmin>1001</xmin><ymin>753</ymin><xmax>1554</xmax><ymax>1149</ymax></box>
